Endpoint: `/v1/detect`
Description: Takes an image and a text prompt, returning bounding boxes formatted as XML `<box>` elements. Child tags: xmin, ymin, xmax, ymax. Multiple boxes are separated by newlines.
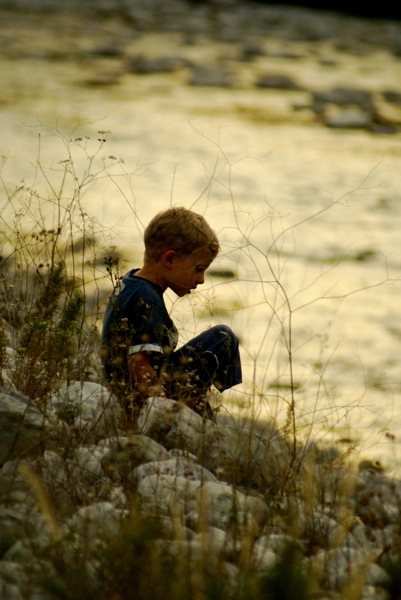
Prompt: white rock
<box><xmin>66</xmin><ymin>501</ymin><xmax>127</xmax><ymax>546</ymax></box>
<box><xmin>36</xmin><ymin>450</ymin><xmax>68</xmax><ymax>485</ymax></box>
<box><xmin>50</xmin><ymin>382</ymin><xmax>121</xmax><ymax>441</ymax></box>
<box><xmin>137</xmin><ymin>474</ymin><xmax>267</xmax><ymax>530</ymax></box>
<box><xmin>309</xmin><ymin>546</ymin><xmax>387</xmax><ymax>591</ymax></box>
<box><xmin>132</xmin><ymin>456</ymin><xmax>218</xmax><ymax>485</ymax></box>
<box><xmin>73</xmin><ymin>445</ymin><xmax>110</xmax><ymax>482</ymax></box>
<box><xmin>253</xmin><ymin>533</ymin><xmax>301</xmax><ymax>570</ymax></box>
<box><xmin>0</xmin><ymin>388</ymin><xmax>50</xmax><ymax>463</ymax></box>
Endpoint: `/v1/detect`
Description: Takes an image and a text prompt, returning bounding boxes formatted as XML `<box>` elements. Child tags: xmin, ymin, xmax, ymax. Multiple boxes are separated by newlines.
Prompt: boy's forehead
<box><xmin>189</xmin><ymin>247</ymin><xmax>214</xmax><ymax>263</ymax></box>
<box><xmin>196</xmin><ymin>248</ymin><xmax>214</xmax><ymax>261</ymax></box>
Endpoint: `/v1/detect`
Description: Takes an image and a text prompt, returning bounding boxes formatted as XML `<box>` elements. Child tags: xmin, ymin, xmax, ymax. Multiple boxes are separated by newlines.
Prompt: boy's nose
<box><xmin>197</xmin><ymin>273</ymin><xmax>205</xmax><ymax>284</ymax></box>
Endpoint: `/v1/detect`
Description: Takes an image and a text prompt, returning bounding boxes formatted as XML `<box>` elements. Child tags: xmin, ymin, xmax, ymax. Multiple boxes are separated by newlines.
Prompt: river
<box><xmin>1</xmin><ymin>3</ymin><xmax>401</xmax><ymax>471</ymax></box>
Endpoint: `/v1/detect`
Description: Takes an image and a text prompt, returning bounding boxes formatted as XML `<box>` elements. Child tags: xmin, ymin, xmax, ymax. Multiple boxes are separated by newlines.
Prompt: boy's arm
<box><xmin>128</xmin><ymin>351</ymin><xmax>165</xmax><ymax>398</ymax></box>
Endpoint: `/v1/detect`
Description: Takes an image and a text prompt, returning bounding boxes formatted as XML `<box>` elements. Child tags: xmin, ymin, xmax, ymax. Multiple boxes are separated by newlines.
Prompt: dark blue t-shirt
<box><xmin>102</xmin><ymin>269</ymin><xmax>178</xmax><ymax>384</ymax></box>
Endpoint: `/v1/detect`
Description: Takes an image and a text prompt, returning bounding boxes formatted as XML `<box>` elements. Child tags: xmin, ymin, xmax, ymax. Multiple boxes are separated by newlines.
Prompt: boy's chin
<box><xmin>172</xmin><ymin>287</ymin><xmax>190</xmax><ymax>297</ymax></box>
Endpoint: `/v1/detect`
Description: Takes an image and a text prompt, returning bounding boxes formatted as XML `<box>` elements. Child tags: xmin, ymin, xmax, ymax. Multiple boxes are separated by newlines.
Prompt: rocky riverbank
<box><xmin>0</xmin><ymin>381</ymin><xmax>400</xmax><ymax>599</ymax></box>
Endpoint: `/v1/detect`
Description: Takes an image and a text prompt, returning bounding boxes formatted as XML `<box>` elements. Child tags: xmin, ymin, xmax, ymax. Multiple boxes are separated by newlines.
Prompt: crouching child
<box><xmin>101</xmin><ymin>206</ymin><xmax>242</xmax><ymax>421</ymax></box>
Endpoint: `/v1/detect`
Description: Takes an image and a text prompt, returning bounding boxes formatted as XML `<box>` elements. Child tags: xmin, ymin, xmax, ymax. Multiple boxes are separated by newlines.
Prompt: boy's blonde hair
<box><xmin>144</xmin><ymin>206</ymin><xmax>220</xmax><ymax>262</ymax></box>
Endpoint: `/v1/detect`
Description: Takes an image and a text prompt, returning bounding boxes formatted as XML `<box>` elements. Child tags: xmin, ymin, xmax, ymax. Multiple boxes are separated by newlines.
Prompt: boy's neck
<box><xmin>134</xmin><ymin>264</ymin><xmax>166</xmax><ymax>291</ymax></box>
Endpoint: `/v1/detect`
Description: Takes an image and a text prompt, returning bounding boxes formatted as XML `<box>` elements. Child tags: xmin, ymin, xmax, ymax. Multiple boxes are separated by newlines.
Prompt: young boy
<box><xmin>101</xmin><ymin>206</ymin><xmax>242</xmax><ymax>420</ymax></box>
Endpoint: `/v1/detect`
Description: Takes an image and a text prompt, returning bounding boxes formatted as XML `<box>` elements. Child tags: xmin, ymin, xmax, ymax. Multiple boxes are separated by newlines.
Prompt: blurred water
<box><xmin>1</xmin><ymin>18</ymin><xmax>401</xmax><ymax>471</ymax></box>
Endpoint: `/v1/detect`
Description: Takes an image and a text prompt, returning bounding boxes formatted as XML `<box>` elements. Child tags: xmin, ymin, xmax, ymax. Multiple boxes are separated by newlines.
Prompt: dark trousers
<box><xmin>164</xmin><ymin>325</ymin><xmax>242</xmax><ymax>401</ymax></box>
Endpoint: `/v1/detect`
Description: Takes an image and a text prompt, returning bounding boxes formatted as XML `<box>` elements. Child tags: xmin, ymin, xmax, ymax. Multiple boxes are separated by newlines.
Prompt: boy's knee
<box><xmin>208</xmin><ymin>325</ymin><xmax>239</xmax><ymax>356</ymax></box>
<box><xmin>212</xmin><ymin>324</ymin><xmax>238</xmax><ymax>346</ymax></box>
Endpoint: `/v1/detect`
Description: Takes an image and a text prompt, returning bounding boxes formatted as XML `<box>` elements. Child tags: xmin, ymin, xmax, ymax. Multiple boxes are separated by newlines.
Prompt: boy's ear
<box><xmin>162</xmin><ymin>250</ymin><xmax>176</xmax><ymax>269</ymax></box>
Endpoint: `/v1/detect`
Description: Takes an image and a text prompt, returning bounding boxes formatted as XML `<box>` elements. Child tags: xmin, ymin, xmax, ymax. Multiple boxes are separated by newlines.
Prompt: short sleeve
<box><xmin>125</xmin><ymin>295</ymin><xmax>178</xmax><ymax>357</ymax></box>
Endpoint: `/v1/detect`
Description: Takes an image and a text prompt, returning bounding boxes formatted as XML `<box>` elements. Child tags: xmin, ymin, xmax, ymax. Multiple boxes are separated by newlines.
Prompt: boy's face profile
<box><xmin>164</xmin><ymin>247</ymin><xmax>214</xmax><ymax>297</ymax></box>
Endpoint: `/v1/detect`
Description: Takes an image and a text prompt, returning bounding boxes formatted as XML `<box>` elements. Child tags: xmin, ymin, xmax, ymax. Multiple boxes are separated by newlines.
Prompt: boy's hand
<box><xmin>128</xmin><ymin>351</ymin><xmax>165</xmax><ymax>398</ymax></box>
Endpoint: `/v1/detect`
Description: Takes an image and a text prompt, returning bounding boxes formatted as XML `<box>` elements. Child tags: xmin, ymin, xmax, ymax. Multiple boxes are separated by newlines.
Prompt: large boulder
<box><xmin>137</xmin><ymin>473</ymin><xmax>268</xmax><ymax>531</ymax></box>
<box><xmin>0</xmin><ymin>388</ymin><xmax>49</xmax><ymax>465</ymax></box>
<box><xmin>101</xmin><ymin>435</ymin><xmax>170</xmax><ymax>483</ymax></box>
<box><xmin>137</xmin><ymin>397</ymin><xmax>290</xmax><ymax>492</ymax></box>
<box><xmin>49</xmin><ymin>382</ymin><xmax>122</xmax><ymax>442</ymax></box>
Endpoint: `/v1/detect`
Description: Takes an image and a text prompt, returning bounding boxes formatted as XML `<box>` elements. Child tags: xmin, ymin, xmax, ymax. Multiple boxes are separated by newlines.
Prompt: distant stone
<box><xmin>208</xmin><ymin>268</ymin><xmax>236</xmax><ymax>279</ymax></box>
<box><xmin>382</xmin><ymin>90</ymin><xmax>401</xmax><ymax>104</ymax></box>
<box><xmin>239</xmin><ymin>40</ymin><xmax>265</xmax><ymax>61</ymax></box>
<box><xmin>126</xmin><ymin>54</ymin><xmax>187</xmax><ymax>74</ymax></box>
<box><xmin>80</xmin><ymin>72</ymin><xmax>121</xmax><ymax>87</ymax></box>
<box><xmin>312</xmin><ymin>87</ymin><xmax>375</xmax><ymax>109</ymax></box>
<box><xmin>255</xmin><ymin>73</ymin><xmax>302</xmax><ymax>90</ymax></box>
<box><xmin>351</xmin><ymin>249</ymin><xmax>378</xmax><ymax>262</ymax></box>
<box><xmin>189</xmin><ymin>64</ymin><xmax>234</xmax><ymax>87</ymax></box>
<box><xmin>324</xmin><ymin>107</ymin><xmax>372</xmax><ymax>129</ymax></box>
<box><xmin>86</xmin><ymin>45</ymin><xmax>125</xmax><ymax>59</ymax></box>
